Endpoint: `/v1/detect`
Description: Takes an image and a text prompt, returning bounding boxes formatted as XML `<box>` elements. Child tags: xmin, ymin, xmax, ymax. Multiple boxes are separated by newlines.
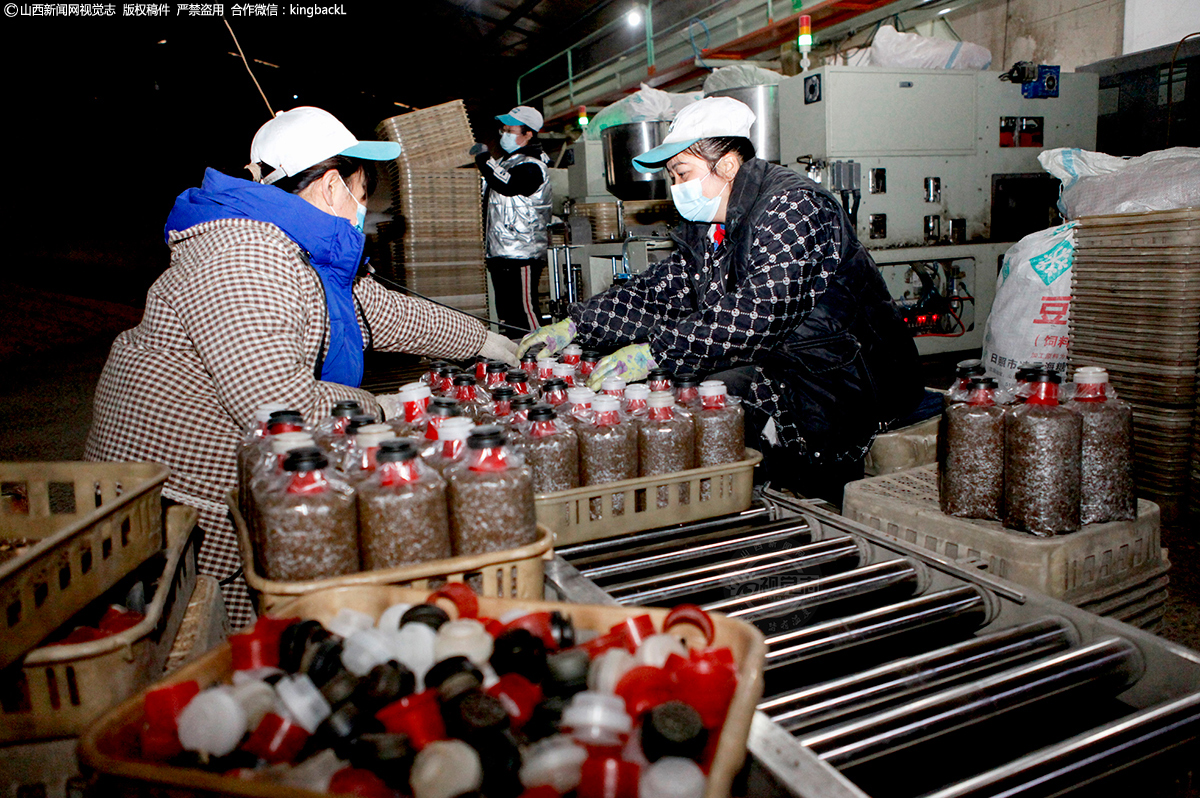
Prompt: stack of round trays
<box><xmin>1069</xmin><ymin>208</ymin><xmax>1200</xmax><ymax>520</ymax></box>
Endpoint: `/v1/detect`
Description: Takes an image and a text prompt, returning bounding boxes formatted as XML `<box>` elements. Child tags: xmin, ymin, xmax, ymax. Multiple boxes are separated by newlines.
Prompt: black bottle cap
<box><xmin>453</xmin><ymin>373</ymin><xmax>479</xmax><ymax>387</ymax></box>
<box><xmin>336</xmin><ymin>733</ymin><xmax>415</xmax><ymax>789</ymax></box>
<box><xmin>527</xmin><ymin>405</ymin><xmax>558</xmax><ymax>423</ymax></box>
<box><xmin>282</xmin><ymin>447</ymin><xmax>328</xmax><ymax>473</ymax></box>
<box><xmin>278</xmin><ymin>620</ymin><xmax>328</xmax><ymax>673</ymax></box>
<box><xmin>467</xmin><ymin>426</ymin><xmax>506</xmax><ymax>449</ymax></box>
<box><xmin>646</xmin><ymin>367</ymin><xmax>671</xmax><ymax>380</ymax></box>
<box><xmin>505</xmin><ymin>370</ymin><xmax>530</xmax><ymax>383</ymax></box>
<box><xmin>377</xmin><ymin>439</ymin><xmax>418</xmax><ymax>463</ymax></box>
<box><xmin>490</xmin><ymin>628</ymin><xmax>548</xmax><ymax>682</ymax></box>
<box><xmin>428</xmin><ymin>399</ymin><xmax>463</xmax><ymax>419</ymax></box>
<box><xmin>319</xmin><ymin>669</ymin><xmax>361</xmax><ymax>707</ymax></box>
<box><xmin>353</xmin><ymin>661</ymin><xmax>416</xmax><ymax>707</ymax></box>
<box><xmin>268</xmin><ymin>410</ymin><xmax>306</xmax><ymax>426</ymax></box>
<box><xmin>520</xmin><ymin>352</ymin><xmax>538</xmax><ymax>364</ymax></box>
<box><xmin>580</xmin><ymin>350</ymin><xmax>601</xmax><ymax>363</ymax></box>
<box><xmin>491</xmin><ymin>386</ymin><xmax>517</xmax><ymax>401</ymax></box>
<box><xmin>641</xmin><ymin>700</ymin><xmax>708</xmax><ymax>762</ymax></box>
<box><xmin>443</xmin><ymin>690</ymin><xmax>511</xmax><ymax>743</ymax></box>
<box><xmin>346</xmin><ymin>414</ymin><xmax>379</xmax><ymax>434</ymax></box>
<box><xmin>301</xmin><ymin>638</ymin><xmax>345</xmax><ymax>687</ymax></box>
<box><xmin>511</xmin><ymin>395</ymin><xmax>537</xmax><ymax>410</ymax></box>
<box><xmin>487</xmin><ymin>361</ymin><xmax>509</xmax><ymax>374</ymax></box>
<box><xmin>473</xmin><ymin>729</ymin><xmax>524</xmax><ymax>798</ymax></box>
<box><xmin>437</xmin><ymin>364</ymin><xmax>460</xmax><ymax>377</ymax></box>
<box><xmin>1032</xmin><ymin>371</ymin><xmax>1062</xmax><ymax>384</ymax></box>
<box><xmin>541</xmin><ymin>378</ymin><xmax>568</xmax><ymax>393</ymax></box>
<box><xmin>424</xmin><ymin>655</ymin><xmax>484</xmax><ymax>694</ymax></box>
<box><xmin>317</xmin><ymin>701</ymin><xmax>372</xmax><ymax>744</ymax></box>
<box><xmin>331</xmin><ymin>401</ymin><xmax>362</xmax><ymax>418</ymax></box>
<box><xmin>521</xmin><ymin>695</ymin><xmax>567</xmax><ymax>743</ymax></box>
<box><xmin>544</xmin><ymin>648</ymin><xmax>590</xmax><ymax>697</ymax></box>
<box><xmin>1014</xmin><ymin>364</ymin><xmax>1048</xmax><ymax>381</ymax></box>
<box><xmin>672</xmin><ymin>374</ymin><xmax>700</xmax><ymax>389</ymax></box>
<box><xmin>428</xmin><ymin>360</ymin><xmax>449</xmax><ymax>371</ymax></box>
<box><xmin>399</xmin><ymin>603</ymin><xmax>450</xmax><ymax>631</ymax></box>
<box><xmin>966</xmin><ymin>377</ymin><xmax>998</xmax><ymax>390</ymax></box>
<box><xmin>548</xmin><ymin>611</ymin><xmax>576</xmax><ymax>649</ymax></box>
<box><xmin>955</xmin><ymin>360</ymin><xmax>987</xmax><ymax>378</ymax></box>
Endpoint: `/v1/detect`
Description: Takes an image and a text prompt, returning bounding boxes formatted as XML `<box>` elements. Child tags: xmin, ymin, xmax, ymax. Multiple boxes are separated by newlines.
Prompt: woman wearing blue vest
<box><xmin>86</xmin><ymin>107</ymin><xmax>517</xmax><ymax>625</ymax></box>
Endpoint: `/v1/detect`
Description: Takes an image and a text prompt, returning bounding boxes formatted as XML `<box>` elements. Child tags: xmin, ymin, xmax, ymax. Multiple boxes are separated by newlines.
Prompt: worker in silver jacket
<box><xmin>472</xmin><ymin>105</ymin><xmax>552</xmax><ymax>335</ymax></box>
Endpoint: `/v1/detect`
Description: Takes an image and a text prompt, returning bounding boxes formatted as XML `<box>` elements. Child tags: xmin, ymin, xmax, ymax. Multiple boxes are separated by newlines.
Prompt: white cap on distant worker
<box><xmin>250</xmin><ymin>106</ymin><xmax>401</xmax><ymax>185</ymax></box>
<box><xmin>633</xmin><ymin>96</ymin><xmax>756</xmax><ymax>173</ymax></box>
<box><xmin>495</xmin><ymin>105</ymin><xmax>544</xmax><ymax>132</ymax></box>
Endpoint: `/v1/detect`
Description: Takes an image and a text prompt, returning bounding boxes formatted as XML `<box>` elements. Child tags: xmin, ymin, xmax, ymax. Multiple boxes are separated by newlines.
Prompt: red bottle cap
<box><xmin>375</xmin><ymin>690</ymin><xmax>447</xmax><ymax>750</ymax></box>
<box><xmin>502</xmin><ymin>611</ymin><xmax>557</xmax><ymax>650</ymax></box>
<box><xmin>520</xmin><ymin>787</ymin><xmax>562</xmax><ymax>798</ymax></box>
<box><xmin>614</xmin><ymin>665</ymin><xmax>673</xmax><ymax>719</ymax></box>
<box><xmin>487</xmin><ymin>672</ymin><xmax>543</xmax><ymax>730</ymax></box>
<box><xmin>668</xmin><ymin>649</ymin><xmax>738</xmax><ymax>729</ymax></box>
<box><xmin>143</xmin><ymin>680</ymin><xmax>201</xmax><ymax>732</ymax></box>
<box><xmin>139</xmin><ymin>721</ymin><xmax>183</xmax><ymax>761</ymax></box>
<box><xmin>479</xmin><ymin>616</ymin><xmax>507</xmax><ymax>638</ymax></box>
<box><xmin>98</xmin><ymin>606</ymin><xmax>146</xmax><ymax>633</ymax></box>
<box><xmin>229</xmin><ymin>630</ymin><xmax>281</xmax><ymax>671</ymax></box>
<box><xmin>577</xmin><ymin>755</ymin><xmax>640</xmax><ymax>798</ymax></box>
<box><xmin>328</xmin><ymin>767</ymin><xmax>396</xmax><ymax>798</ymax></box>
<box><xmin>663</xmin><ymin>605</ymin><xmax>715</xmax><ymax>647</ymax></box>
<box><xmin>428</xmin><ymin>582</ymin><xmax>479</xmax><ymax>619</ymax></box>
<box><xmin>240</xmin><ymin>712</ymin><xmax>310</xmax><ymax>764</ymax></box>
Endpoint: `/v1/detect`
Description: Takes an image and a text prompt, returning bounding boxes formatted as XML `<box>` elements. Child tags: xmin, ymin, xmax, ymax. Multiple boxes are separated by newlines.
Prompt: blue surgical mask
<box><xmin>500</xmin><ymin>132</ymin><xmax>522</xmax><ymax>153</ymax></box>
<box><xmin>336</xmin><ymin>174</ymin><xmax>367</xmax><ymax>233</ymax></box>
<box><xmin>670</xmin><ymin>169</ymin><xmax>727</xmax><ymax>223</ymax></box>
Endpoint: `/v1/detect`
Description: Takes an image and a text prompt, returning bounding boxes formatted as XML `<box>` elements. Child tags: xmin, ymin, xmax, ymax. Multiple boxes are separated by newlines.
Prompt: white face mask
<box><xmin>670</xmin><ymin>168</ymin><xmax>728</xmax><ymax>223</ymax></box>
<box><xmin>332</xmin><ymin>174</ymin><xmax>367</xmax><ymax>233</ymax></box>
<box><xmin>500</xmin><ymin>132</ymin><xmax>522</xmax><ymax>153</ymax></box>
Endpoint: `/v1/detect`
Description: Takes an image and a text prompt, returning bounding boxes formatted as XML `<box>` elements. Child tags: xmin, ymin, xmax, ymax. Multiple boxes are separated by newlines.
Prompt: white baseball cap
<box><xmin>250</xmin><ymin>106</ymin><xmax>401</xmax><ymax>185</ymax></box>
<box><xmin>632</xmin><ymin>96</ymin><xmax>756</xmax><ymax>173</ymax></box>
<box><xmin>495</xmin><ymin>106</ymin><xmax>544</xmax><ymax>132</ymax></box>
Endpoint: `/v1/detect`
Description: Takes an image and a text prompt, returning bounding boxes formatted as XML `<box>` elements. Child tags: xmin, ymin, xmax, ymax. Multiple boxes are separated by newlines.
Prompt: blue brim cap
<box><xmin>496</xmin><ymin>113</ymin><xmax>525</xmax><ymax>127</ymax></box>
<box><xmin>341</xmin><ymin>140</ymin><xmax>402</xmax><ymax>161</ymax></box>
<box><xmin>632</xmin><ymin>138</ymin><xmax>699</xmax><ymax>173</ymax></box>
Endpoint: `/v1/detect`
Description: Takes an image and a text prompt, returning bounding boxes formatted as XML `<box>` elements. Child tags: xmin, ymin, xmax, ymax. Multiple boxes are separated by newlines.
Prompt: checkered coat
<box><xmin>84</xmin><ymin>218</ymin><xmax>486</xmax><ymax>625</ymax></box>
<box><xmin>570</xmin><ymin>159</ymin><xmax>922</xmax><ymax>463</ymax></box>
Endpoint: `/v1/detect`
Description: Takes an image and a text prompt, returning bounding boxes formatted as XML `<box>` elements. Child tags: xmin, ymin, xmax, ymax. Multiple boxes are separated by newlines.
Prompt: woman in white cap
<box><xmin>85</xmin><ymin>107</ymin><xmax>517</xmax><ymax>625</ymax></box>
<box><xmin>519</xmin><ymin>97</ymin><xmax>923</xmax><ymax>501</ymax></box>
<box><xmin>472</xmin><ymin>105</ymin><xmax>553</xmax><ymax>334</ymax></box>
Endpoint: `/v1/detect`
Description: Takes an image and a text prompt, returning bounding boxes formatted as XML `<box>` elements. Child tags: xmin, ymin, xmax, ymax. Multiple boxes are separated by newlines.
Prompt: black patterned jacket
<box><xmin>569</xmin><ymin>158</ymin><xmax>923</xmax><ymax>462</ymax></box>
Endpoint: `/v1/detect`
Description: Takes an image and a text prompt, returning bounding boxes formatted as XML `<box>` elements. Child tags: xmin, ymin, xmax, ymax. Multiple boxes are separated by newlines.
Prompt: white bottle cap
<box><xmin>561</xmin><ymin>691</ymin><xmax>633</xmax><ymax>746</ymax></box>
<box><xmin>588</xmin><ymin>648</ymin><xmax>635</xmax><ymax>694</ymax></box>
<box><xmin>342</xmin><ymin>628</ymin><xmax>397</xmax><ymax>676</ymax></box>
<box><xmin>520</xmin><ymin>735</ymin><xmax>588</xmax><ymax>793</ymax></box>
<box><xmin>275</xmin><ymin>674</ymin><xmax>332</xmax><ymax>734</ymax></box>
<box><xmin>410</xmin><ymin>740</ymin><xmax>484</xmax><ymax>798</ymax></box>
<box><xmin>391</xmin><ymin>622</ymin><xmax>438</xmax><ymax>689</ymax></box>
<box><xmin>354</xmin><ymin>424</ymin><xmax>396</xmax><ymax>450</ymax></box>
<box><xmin>602</xmin><ymin>377</ymin><xmax>627</xmax><ymax>392</ymax></box>
<box><xmin>433</xmin><ymin>619</ymin><xmax>494</xmax><ymax>666</ymax></box>
<box><xmin>378</xmin><ymin>602</ymin><xmax>414</xmax><ymax>631</ymax></box>
<box><xmin>635</xmin><ymin>633</ymin><xmax>689</xmax><ymax>668</ymax></box>
<box><xmin>177</xmin><ymin>687</ymin><xmax>248</xmax><ymax>757</ymax></box>
<box><xmin>254</xmin><ymin>403</ymin><xmax>291</xmax><ymax>423</ymax></box>
<box><xmin>625</xmin><ymin>384</ymin><xmax>651</xmax><ymax>400</ymax></box>
<box><xmin>562</xmin><ymin>344</ymin><xmax>583</xmax><ymax>355</ymax></box>
<box><xmin>552</xmin><ymin>362</ymin><xmax>575</xmax><ymax>377</ymax></box>
<box><xmin>647</xmin><ymin>391</ymin><xmax>676</xmax><ymax>408</ymax></box>
<box><xmin>698</xmin><ymin>380</ymin><xmax>728</xmax><ymax>397</ymax></box>
<box><xmin>567</xmin><ymin>387</ymin><xmax>595</xmax><ymax>404</ymax></box>
<box><xmin>399</xmin><ymin>383</ymin><xmax>433</xmax><ymax>402</ymax></box>
<box><xmin>436</xmin><ymin>417</ymin><xmax>475</xmax><ymax>441</ymax></box>
<box><xmin>270</xmin><ymin>432</ymin><xmax>316</xmax><ymax>455</ymax></box>
<box><xmin>230</xmin><ymin>679</ymin><xmax>278</xmax><ymax>733</ymax></box>
<box><xmin>639</xmin><ymin>758</ymin><xmax>707</xmax><ymax>798</ymax></box>
<box><xmin>326</xmin><ymin>607</ymin><xmax>376</xmax><ymax>638</ymax></box>
<box><xmin>538</xmin><ymin>351</ymin><xmax>556</xmax><ymax>363</ymax></box>
<box><xmin>592</xmin><ymin>395</ymin><xmax>621</xmax><ymax>414</ymax></box>
<box><xmin>280</xmin><ymin>749</ymin><xmax>348</xmax><ymax>793</ymax></box>
<box><xmin>1074</xmin><ymin>366</ymin><xmax>1109</xmax><ymax>384</ymax></box>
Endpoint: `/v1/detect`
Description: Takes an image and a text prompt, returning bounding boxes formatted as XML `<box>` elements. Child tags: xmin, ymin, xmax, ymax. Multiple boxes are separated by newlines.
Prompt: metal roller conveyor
<box><xmin>575</xmin><ymin>519</ymin><xmax>813</xmax><ymax>580</ymax></box>
<box><xmin>765</xmin><ymin>586</ymin><xmax>990</xmax><ymax>670</ymax></box>
<box><xmin>704</xmin><ymin>559</ymin><xmax>924</xmax><ymax>623</ymax></box>
<box><xmin>761</xmin><ymin>617</ymin><xmax>1076</xmax><ymax>733</ymax></box>
<box><xmin>602</xmin><ymin>536</ymin><xmax>862</xmax><ymax>604</ymax></box>
<box><xmin>554</xmin><ymin>504</ymin><xmax>774</xmax><ymax>561</ymax></box>
<box><xmin>801</xmin><ymin>637</ymin><xmax>1144</xmax><ymax>769</ymax></box>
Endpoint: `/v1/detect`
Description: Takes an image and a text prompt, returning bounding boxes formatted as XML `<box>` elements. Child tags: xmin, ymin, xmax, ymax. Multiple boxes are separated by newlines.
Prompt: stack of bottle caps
<box><xmin>1068</xmin><ymin>208</ymin><xmax>1200</xmax><ymax>520</ymax></box>
<box><xmin>375</xmin><ymin>100</ymin><xmax>487</xmax><ymax>319</ymax></box>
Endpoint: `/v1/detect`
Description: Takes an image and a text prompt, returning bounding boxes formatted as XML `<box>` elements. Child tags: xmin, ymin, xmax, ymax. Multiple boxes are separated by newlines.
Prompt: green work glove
<box><xmin>587</xmin><ymin>343</ymin><xmax>656</xmax><ymax>390</ymax></box>
<box><xmin>517</xmin><ymin>319</ymin><xmax>576</xmax><ymax>359</ymax></box>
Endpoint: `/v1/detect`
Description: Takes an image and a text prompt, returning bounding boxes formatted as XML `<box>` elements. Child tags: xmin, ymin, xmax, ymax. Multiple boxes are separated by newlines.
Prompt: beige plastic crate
<box><xmin>0</xmin><ymin>738</ymin><xmax>85</xmax><ymax>798</ymax></box>
<box><xmin>0</xmin><ymin>506</ymin><xmax>198</xmax><ymax>743</ymax></box>
<box><xmin>864</xmin><ymin>416</ymin><xmax>939</xmax><ymax>476</ymax></box>
<box><xmin>164</xmin><ymin>574</ymin><xmax>230</xmax><ymax>675</ymax></box>
<box><xmin>535</xmin><ymin>450</ymin><xmax>762</xmax><ymax>546</ymax></box>
<box><xmin>229</xmin><ymin>491</ymin><xmax>553</xmax><ymax>615</ymax></box>
<box><xmin>842</xmin><ymin>465</ymin><xmax>1167</xmax><ymax>607</ymax></box>
<box><xmin>0</xmin><ymin>462</ymin><xmax>169</xmax><ymax>669</ymax></box>
<box><xmin>80</xmin><ymin>584</ymin><xmax>766</xmax><ymax>798</ymax></box>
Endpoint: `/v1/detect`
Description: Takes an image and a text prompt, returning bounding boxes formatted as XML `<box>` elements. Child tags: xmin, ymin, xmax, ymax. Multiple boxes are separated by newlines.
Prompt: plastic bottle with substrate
<box><xmin>947</xmin><ymin>359</ymin><xmax>985</xmax><ymax>404</ymax></box>
<box><xmin>423</xmin><ymin>398</ymin><xmax>464</xmax><ymax>444</ymax></box>
<box><xmin>1004</xmin><ymin>373</ymin><xmax>1082</xmax><ymax>535</ymax></box>
<box><xmin>564</xmin><ymin>387</ymin><xmax>596</xmax><ymax>429</ymax></box>
<box><xmin>248</xmin><ymin>431</ymin><xmax>316</xmax><ymax>569</ymax></box>
<box><xmin>390</xmin><ymin>382</ymin><xmax>432</xmax><ymax>437</ymax></box>
<box><xmin>342</xmin><ymin>423</ymin><xmax>397</xmax><ymax>484</ymax></box>
<box><xmin>238</xmin><ymin>408</ymin><xmax>303</xmax><ymax>519</ymax></box>
<box><xmin>446</xmin><ymin>427</ymin><xmax>539</xmax><ymax>556</ymax></box>
<box><xmin>693</xmin><ymin>381</ymin><xmax>745</xmax><ymax>467</ymax></box>
<box><xmin>258</xmin><ymin>447</ymin><xmax>359</xmax><ymax>581</ymax></box>
<box><xmin>541</xmin><ymin>379</ymin><xmax>569</xmax><ymax>408</ymax></box>
<box><xmin>646</xmin><ymin>368</ymin><xmax>672</xmax><ymax>394</ymax></box>
<box><xmin>578</xmin><ymin>395</ymin><xmax>638</xmax><ymax>519</ymax></box>
<box><xmin>1069</xmin><ymin>366</ymin><xmax>1135</xmax><ymax>524</ymax></box>
<box><xmin>423</xmin><ymin>417</ymin><xmax>475</xmax><ymax>476</ymax></box>
<box><xmin>639</xmin><ymin>392</ymin><xmax>695</xmax><ymax>508</ymax></box>
<box><xmin>523</xmin><ymin>406</ymin><xmax>581</xmax><ymax>493</ymax></box>
<box><xmin>357</xmin><ymin>439</ymin><xmax>452</xmax><ymax>570</ymax></box>
<box><xmin>939</xmin><ymin>377</ymin><xmax>1005</xmax><ymax>520</ymax></box>
<box><xmin>451</xmin><ymin>375</ymin><xmax>490</xmax><ymax>421</ymax></box>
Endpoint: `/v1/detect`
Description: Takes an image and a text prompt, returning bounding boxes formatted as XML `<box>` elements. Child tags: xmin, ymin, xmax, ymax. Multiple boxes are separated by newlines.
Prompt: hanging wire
<box><xmin>688</xmin><ymin>17</ymin><xmax>713</xmax><ymax>70</ymax></box>
<box><xmin>224</xmin><ymin>19</ymin><xmax>274</xmax><ymax>117</ymax></box>
<box><xmin>1166</xmin><ymin>31</ymin><xmax>1199</xmax><ymax>146</ymax></box>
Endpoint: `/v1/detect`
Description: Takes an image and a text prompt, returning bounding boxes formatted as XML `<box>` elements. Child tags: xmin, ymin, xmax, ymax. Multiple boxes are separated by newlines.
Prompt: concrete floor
<box><xmin>2</xmin><ymin>284</ymin><xmax>1199</xmax><ymax>656</ymax></box>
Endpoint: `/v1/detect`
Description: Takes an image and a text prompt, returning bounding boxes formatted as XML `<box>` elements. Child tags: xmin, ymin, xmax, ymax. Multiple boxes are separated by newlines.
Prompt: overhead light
<box><xmin>626</xmin><ymin>7</ymin><xmax>642</xmax><ymax>27</ymax></box>
<box><xmin>293</xmin><ymin>94</ymin><xmax>299</xmax><ymax>99</ymax></box>
<box><xmin>157</xmin><ymin>39</ymin><xmax>167</xmax><ymax>44</ymax></box>
<box><xmin>938</xmin><ymin>6</ymin><xmax>955</xmax><ymax>14</ymax></box>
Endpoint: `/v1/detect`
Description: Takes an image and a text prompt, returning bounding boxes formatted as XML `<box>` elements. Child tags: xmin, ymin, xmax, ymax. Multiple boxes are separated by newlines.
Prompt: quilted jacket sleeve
<box><xmin>354</xmin><ymin>275</ymin><xmax>487</xmax><ymax>360</ymax></box>
<box><xmin>567</xmin><ymin>252</ymin><xmax>696</xmax><ymax>350</ymax></box>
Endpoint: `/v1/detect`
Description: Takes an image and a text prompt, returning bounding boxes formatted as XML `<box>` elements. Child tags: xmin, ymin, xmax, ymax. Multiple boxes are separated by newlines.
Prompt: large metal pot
<box><xmin>705</xmin><ymin>85</ymin><xmax>780</xmax><ymax>163</ymax></box>
<box><xmin>601</xmin><ymin>121</ymin><xmax>671</xmax><ymax>201</ymax></box>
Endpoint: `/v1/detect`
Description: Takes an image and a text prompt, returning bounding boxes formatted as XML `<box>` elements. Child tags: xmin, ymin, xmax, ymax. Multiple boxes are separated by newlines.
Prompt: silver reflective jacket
<box><xmin>485</xmin><ymin>150</ymin><xmax>552</xmax><ymax>260</ymax></box>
